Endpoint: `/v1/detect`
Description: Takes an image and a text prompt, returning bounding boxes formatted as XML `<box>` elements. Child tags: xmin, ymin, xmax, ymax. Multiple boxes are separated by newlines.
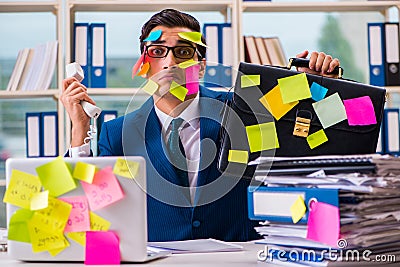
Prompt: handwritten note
<box><xmin>81</xmin><ymin>166</ymin><xmax>124</xmax><ymax>211</ymax></box>
<box><xmin>278</xmin><ymin>73</ymin><xmax>311</xmax><ymax>104</ymax></box>
<box><xmin>85</xmin><ymin>231</ymin><xmax>120</xmax><ymax>265</ymax></box>
<box><xmin>170</xmin><ymin>81</ymin><xmax>188</xmax><ymax>101</ymax></box>
<box><xmin>306</xmin><ymin>201</ymin><xmax>340</xmax><ymax>247</ymax></box>
<box><xmin>310</xmin><ymin>82</ymin><xmax>328</xmax><ymax>101</ymax></box>
<box><xmin>185</xmin><ymin>64</ymin><xmax>200</xmax><ymax>95</ymax></box>
<box><xmin>30</xmin><ymin>190</ymin><xmax>49</xmax><ymax>211</ymax></box>
<box><xmin>245</xmin><ymin>122</ymin><xmax>279</xmax><ymax>153</ymax></box>
<box><xmin>35</xmin><ymin>158</ymin><xmax>76</xmax><ymax>197</ymax></box>
<box><xmin>241</xmin><ymin>75</ymin><xmax>260</xmax><ymax>88</ymax></box>
<box><xmin>48</xmin><ymin>238</ymin><xmax>70</xmax><ymax>257</ymax></box>
<box><xmin>3</xmin><ymin>169</ymin><xmax>42</xmax><ymax>209</ymax></box>
<box><xmin>343</xmin><ymin>96</ymin><xmax>376</xmax><ymax>126</ymax></box>
<box><xmin>312</xmin><ymin>93</ymin><xmax>347</xmax><ymax>129</ymax></box>
<box><xmin>259</xmin><ymin>84</ymin><xmax>298</xmax><ymax>120</ymax></box>
<box><xmin>73</xmin><ymin>161</ymin><xmax>96</xmax><ymax>184</ymax></box>
<box><xmin>290</xmin><ymin>195</ymin><xmax>307</xmax><ymax>224</ymax></box>
<box><xmin>7</xmin><ymin>209</ymin><xmax>34</xmax><ymax>243</ymax></box>
<box><xmin>178</xmin><ymin>32</ymin><xmax>207</xmax><ymax>47</ymax></box>
<box><xmin>113</xmin><ymin>158</ymin><xmax>140</xmax><ymax>179</ymax></box>
<box><xmin>60</xmin><ymin>196</ymin><xmax>90</xmax><ymax>233</ymax></box>
<box><xmin>136</xmin><ymin>62</ymin><xmax>150</xmax><ymax>76</ymax></box>
<box><xmin>307</xmin><ymin>129</ymin><xmax>328</xmax><ymax>149</ymax></box>
<box><xmin>143</xmin><ymin>29</ymin><xmax>162</xmax><ymax>42</ymax></box>
<box><xmin>36</xmin><ymin>196</ymin><xmax>72</xmax><ymax>232</ymax></box>
<box><xmin>142</xmin><ymin>79</ymin><xmax>159</xmax><ymax>95</ymax></box>
<box><xmin>228</xmin><ymin>150</ymin><xmax>248</xmax><ymax>164</ymax></box>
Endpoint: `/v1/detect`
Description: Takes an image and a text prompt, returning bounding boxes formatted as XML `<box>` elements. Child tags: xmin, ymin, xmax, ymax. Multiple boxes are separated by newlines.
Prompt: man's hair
<box><xmin>140</xmin><ymin>9</ymin><xmax>206</xmax><ymax>59</ymax></box>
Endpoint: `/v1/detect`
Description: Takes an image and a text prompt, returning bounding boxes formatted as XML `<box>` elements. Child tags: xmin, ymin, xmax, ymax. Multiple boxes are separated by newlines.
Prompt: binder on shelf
<box><xmin>368</xmin><ymin>22</ymin><xmax>386</xmax><ymax>86</ymax></box>
<box><xmin>244</xmin><ymin>35</ymin><xmax>261</xmax><ymax>65</ymax></box>
<box><xmin>90</xmin><ymin>23</ymin><xmax>106</xmax><ymax>88</ymax></box>
<box><xmin>25</xmin><ymin>113</ymin><xmax>41</xmax><ymax>158</ymax></box>
<box><xmin>384</xmin><ymin>23</ymin><xmax>400</xmax><ymax>86</ymax></box>
<box><xmin>203</xmin><ymin>23</ymin><xmax>219</xmax><ymax>65</ymax></box>
<box><xmin>40</xmin><ymin>112</ymin><xmax>58</xmax><ymax>157</ymax></box>
<box><xmin>383</xmin><ymin>108</ymin><xmax>400</xmax><ymax>155</ymax></box>
<box><xmin>254</xmin><ymin>36</ymin><xmax>271</xmax><ymax>65</ymax></box>
<box><xmin>247</xmin><ymin>186</ymin><xmax>338</xmax><ymax>224</ymax></box>
<box><xmin>73</xmin><ymin>22</ymin><xmax>90</xmax><ymax>87</ymax></box>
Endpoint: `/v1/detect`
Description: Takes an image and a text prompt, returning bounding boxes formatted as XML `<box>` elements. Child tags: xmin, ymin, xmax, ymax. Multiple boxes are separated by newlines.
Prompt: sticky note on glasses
<box><xmin>170</xmin><ymin>81</ymin><xmax>188</xmax><ymax>101</ymax></box>
<box><xmin>144</xmin><ymin>29</ymin><xmax>162</xmax><ymax>42</ymax></box>
<box><xmin>142</xmin><ymin>79</ymin><xmax>159</xmax><ymax>95</ymax></box>
<box><xmin>178</xmin><ymin>32</ymin><xmax>207</xmax><ymax>47</ymax></box>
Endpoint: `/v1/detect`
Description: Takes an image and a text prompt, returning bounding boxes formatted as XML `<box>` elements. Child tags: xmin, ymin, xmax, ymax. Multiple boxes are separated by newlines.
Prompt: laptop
<box><xmin>5</xmin><ymin>156</ymin><xmax>168</xmax><ymax>262</ymax></box>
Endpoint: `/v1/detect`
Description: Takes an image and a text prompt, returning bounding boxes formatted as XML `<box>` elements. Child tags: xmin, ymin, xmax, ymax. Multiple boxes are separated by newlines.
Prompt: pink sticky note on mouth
<box><xmin>85</xmin><ymin>231</ymin><xmax>120</xmax><ymax>265</ymax></box>
<box><xmin>185</xmin><ymin>64</ymin><xmax>200</xmax><ymax>95</ymax></box>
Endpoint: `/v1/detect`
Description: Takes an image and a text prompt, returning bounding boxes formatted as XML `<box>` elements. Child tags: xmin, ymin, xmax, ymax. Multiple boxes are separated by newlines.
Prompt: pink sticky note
<box><xmin>60</xmin><ymin>196</ymin><xmax>90</xmax><ymax>233</ymax></box>
<box><xmin>131</xmin><ymin>53</ymin><xmax>145</xmax><ymax>78</ymax></box>
<box><xmin>185</xmin><ymin>64</ymin><xmax>200</xmax><ymax>95</ymax></box>
<box><xmin>343</xmin><ymin>96</ymin><xmax>376</xmax><ymax>126</ymax></box>
<box><xmin>85</xmin><ymin>231</ymin><xmax>120</xmax><ymax>265</ymax></box>
<box><xmin>306</xmin><ymin>201</ymin><xmax>340</xmax><ymax>247</ymax></box>
<box><xmin>81</xmin><ymin>166</ymin><xmax>124</xmax><ymax>211</ymax></box>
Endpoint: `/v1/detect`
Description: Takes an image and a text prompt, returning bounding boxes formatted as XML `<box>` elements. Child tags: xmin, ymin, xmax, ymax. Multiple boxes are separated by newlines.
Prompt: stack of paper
<box><xmin>252</xmin><ymin>166</ymin><xmax>400</xmax><ymax>266</ymax></box>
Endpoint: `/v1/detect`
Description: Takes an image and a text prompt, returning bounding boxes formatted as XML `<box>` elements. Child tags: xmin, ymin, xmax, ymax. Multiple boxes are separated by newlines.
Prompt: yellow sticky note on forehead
<box><xmin>178</xmin><ymin>32</ymin><xmax>207</xmax><ymax>47</ymax></box>
<box><xmin>113</xmin><ymin>158</ymin><xmax>140</xmax><ymax>179</ymax></box>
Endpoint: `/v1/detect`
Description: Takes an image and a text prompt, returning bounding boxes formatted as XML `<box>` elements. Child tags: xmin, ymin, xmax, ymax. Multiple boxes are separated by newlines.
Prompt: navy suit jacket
<box><xmin>98</xmin><ymin>87</ymin><xmax>260</xmax><ymax>242</ymax></box>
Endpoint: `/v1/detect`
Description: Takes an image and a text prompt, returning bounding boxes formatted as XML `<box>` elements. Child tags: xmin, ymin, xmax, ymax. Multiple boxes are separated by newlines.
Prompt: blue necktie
<box><xmin>167</xmin><ymin>118</ymin><xmax>189</xmax><ymax>188</ymax></box>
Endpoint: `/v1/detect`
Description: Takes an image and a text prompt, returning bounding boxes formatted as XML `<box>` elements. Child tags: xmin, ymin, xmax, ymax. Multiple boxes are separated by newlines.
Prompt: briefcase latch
<box><xmin>293</xmin><ymin>110</ymin><xmax>312</xmax><ymax>138</ymax></box>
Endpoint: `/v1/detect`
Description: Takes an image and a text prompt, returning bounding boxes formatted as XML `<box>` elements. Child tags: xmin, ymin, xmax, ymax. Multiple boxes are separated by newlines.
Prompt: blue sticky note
<box><xmin>144</xmin><ymin>30</ymin><xmax>162</xmax><ymax>42</ymax></box>
<box><xmin>310</xmin><ymin>82</ymin><xmax>328</xmax><ymax>102</ymax></box>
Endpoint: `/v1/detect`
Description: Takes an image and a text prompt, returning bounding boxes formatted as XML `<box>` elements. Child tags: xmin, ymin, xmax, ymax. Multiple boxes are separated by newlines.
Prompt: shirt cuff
<box><xmin>69</xmin><ymin>143</ymin><xmax>91</xmax><ymax>157</ymax></box>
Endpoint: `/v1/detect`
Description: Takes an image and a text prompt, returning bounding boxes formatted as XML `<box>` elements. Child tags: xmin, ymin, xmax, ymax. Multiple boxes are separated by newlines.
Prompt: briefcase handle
<box><xmin>287</xmin><ymin>58</ymin><xmax>344</xmax><ymax>79</ymax></box>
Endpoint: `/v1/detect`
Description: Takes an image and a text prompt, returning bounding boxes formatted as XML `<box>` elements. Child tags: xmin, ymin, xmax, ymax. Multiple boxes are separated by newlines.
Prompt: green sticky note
<box><xmin>36</xmin><ymin>158</ymin><xmax>76</xmax><ymax>197</ymax></box>
<box><xmin>178</xmin><ymin>59</ymin><xmax>199</xmax><ymax>69</ymax></box>
<box><xmin>142</xmin><ymin>79</ymin><xmax>159</xmax><ymax>95</ymax></box>
<box><xmin>30</xmin><ymin>190</ymin><xmax>49</xmax><ymax>211</ymax></box>
<box><xmin>8</xmin><ymin>209</ymin><xmax>34</xmax><ymax>243</ymax></box>
<box><xmin>290</xmin><ymin>195</ymin><xmax>307</xmax><ymax>224</ymax></box>
<box><xmin>307</xmin><ymin>129</ymin><xmax>328</xmax><ymax>149</ymax></box>
<box><xmin>278</xmin><ymin>72</ymin><xmax>311</xmax><ymax>104</ymax></box>
<box><xmin>178</xmin><ymin>32</ymin><xmax>207</xmax><ymax>47</ymax></box>
<box><xmin>241</xmin><ymin>75</ymin><xmax>260</xmax><ymax>88</ymax></box>
<box><xmin>73</xmin><ymin>161</ymin><xmax>96</xmax><ymax>183</ymax></box>
<box><xmin>170</xmin><ymin>81</ymin><xmax>188</xmax><ymax>101</ymax></box>
<box><xmin>312</xmin><ymin>93</ymin><xmax>347</xmax><ymax>129</ymax></box>
<box><xmin>113</xmin><ymin>158</ymin><xmax>140</xmax><ymax>179</ymax></box>
<box><xmin>228</xmin><ymin>150</ymin><xmax>248</xmax><ymax>164</ymax></box>
<box><xmin>245</xmin><ymin>122</ymin><xmax>279</xmax><ymax>153</ymax></box>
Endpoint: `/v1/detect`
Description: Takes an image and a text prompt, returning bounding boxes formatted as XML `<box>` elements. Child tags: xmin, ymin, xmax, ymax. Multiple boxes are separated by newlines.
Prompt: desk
<box><xmin>0</xmin><ymin>242</ymin><xmax>273</xmax><ymax>267</ymax></box>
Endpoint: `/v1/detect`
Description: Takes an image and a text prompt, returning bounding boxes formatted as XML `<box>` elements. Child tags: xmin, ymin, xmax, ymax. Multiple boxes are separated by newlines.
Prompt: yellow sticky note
<box><xmin>241</xmin><ymin>75</ymin><xmax>260</xmax><ymax>88</ymax></box>
<box><xmin>113</xmin><ymin>158</ymin><xmax>140</xmax><ymax>179</ymax></box>
<box><xmin>48</xmin><ymin>238</ymin><xmax>70</xmax><ymax>257</ymax></box>
<box><xmin>259</xmin><ymin>85</ymin><xmax>299</xmax><ymax>120</ymax></box>
<box><xmin>245</xmin><ymin>122</ymin><xmax>279</xmax><ymax>153</ymax></box>
<box><xmin>178</xmin><ymin>59</ymin><xmax>199</xmax><ymax>69</ymax></box>
<box><xmin>142</xmin><ymin>79</ymin><xmax>159</xmax><ymax>95</ymax></box>
<box><xmin>170</xmin><ymin>81</ymin><xmax>188</xmax><ymax>101</ymax></box>
<box><xmin>278</xmin><ymin>72</ymin><xmax>311</xmax><ymax>104</ymax></box>
<box><xmin>36</xmin><ymin>158</ymin><xmax>76</xmax><ymax>197</ymax></box>
<box><xmin>73</xmin><ymin>161</ymin><xmax>96</xmax><ymax>183</ymax></box>
<box><xmin>136</xmin><ymin>62</ymin><xmax>150</xmax><ymax>76</ymax></box>
<box><xmin>66</xmin><ymin>232</ymin><xmax>86</xmax><ymax>246</ymax></box>
<box><xmin>36</xmin><ymin>196</ymin><xmax>72</xmax><ymax>232</ymax></box>
<box><xmin>178</xmin><ymin>32</ymin><xmax>207</xmax><ymax>47</ymax></box>
<box><xmin>30</xmin><ymin>190</ymin><xmax>49</xmax><ymax>211</ymax></box>
<box><xmin>8</xmin><ymin>209</ymin><xmax>34</xmax><ymax>243</ymax></box>
<box><xmin>228</xmin><ymin>150</ymin><xmax>248</xmax><ymax>164</ymax></box>
<box><xmin>3</xmin><ymin>169</ymin><xmax>42</xmax><ymax>209</ymax></box>
<box><xmin>290</xmin><ymin>195</ymin><xmax>307</xmax><ymax>224</ymax></box>
<box><xmin>307</xmin><ymin>129</ymin><xmax>328</xmax><ymax>149</ymax></box>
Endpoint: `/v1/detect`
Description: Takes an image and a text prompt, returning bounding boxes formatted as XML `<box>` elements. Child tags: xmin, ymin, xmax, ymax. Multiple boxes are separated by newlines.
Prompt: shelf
<box><xmin>87</xmin><ymin>88</ymin><xmax>144</xmax><ymax>96</ymax></box>
<box><xmin>385</xmin><ymin>86</ymin><xmax>400</xmax><ymax>94</ymax></box>
<box><xmin>242</xmin><ymin>1</ymin><xmax>400</xmax><ymax>13</ymax></box>
<box><xmin>69</xmin><ymin>0</ymin><xmax>233</xmax><ymax>13</ymax></box>
<box><xmin>0</xmin><ymin>1</ymin><xmax>59</xmax><ymax>13</ymax></box>
<box><xmin>0</xmin><ymin>90</ymin><xmax>59</xmax><ymax>99</ymax></box>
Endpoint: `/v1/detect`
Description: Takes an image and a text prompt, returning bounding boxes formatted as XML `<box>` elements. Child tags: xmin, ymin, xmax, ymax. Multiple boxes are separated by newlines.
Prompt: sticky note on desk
<box><xmin>246</xmin><ymin>122</ymin><xmax>279</xmax><ymax>152</ymax></box>
<box><xmin>85</xmin><ymin>231</ymin><xmax>120</xmax><ymax>265</ymax></box>
<box><xmin>312</xmin><ymin>93</ymin><xmax>347</xmax><ymax>129</ymax></box>
<box><xmin>278</xmin><ymin>72</ymin><xmax>311</xmax><ymax>104</ymax></box>
<box><xmin>259</xmin><ymin>84</ymin><xmax>298</xmax><ymax>120</ymax></box>
<box><xmin>241</xmin><ymin>75</ymin><xmax>260</xmax><ymax>88</ymax></box>
<box><xmin>343</xmin><ymin>96</ymin><xmax>376</xmax><ymax>126</ymax></box>
<box><xmin>3</xmin><ymin>169</ymin><xmax>42</xmax><ymax>209</ymax></box>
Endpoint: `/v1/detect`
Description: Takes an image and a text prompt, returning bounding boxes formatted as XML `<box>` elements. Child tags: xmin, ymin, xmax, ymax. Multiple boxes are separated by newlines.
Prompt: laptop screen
<box><xmin>4</xmin><ymin>156</ymin><xmax>149</xmax><ymax>263</ymax></box>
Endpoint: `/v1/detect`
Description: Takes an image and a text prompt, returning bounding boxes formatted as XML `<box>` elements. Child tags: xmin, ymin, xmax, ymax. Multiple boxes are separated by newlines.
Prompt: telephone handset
<box><xmin>65</xmin><ymin>62</ymin><xmax>102</xmax><ymax>119</ymax></box>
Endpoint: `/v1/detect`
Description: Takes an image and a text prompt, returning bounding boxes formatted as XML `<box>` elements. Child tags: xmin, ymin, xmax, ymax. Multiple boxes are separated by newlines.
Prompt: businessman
<box><xmin>61</xmin><ymin>9</ymin><xmax>340</xmax><ymax>242</ymax></box>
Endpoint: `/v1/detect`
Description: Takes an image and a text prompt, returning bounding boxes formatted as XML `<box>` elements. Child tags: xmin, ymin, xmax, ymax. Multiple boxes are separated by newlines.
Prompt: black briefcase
<box><xmin>218</xmin><ymin>60</ymin><xmax>386</xmax><ymax>179</ymax></box>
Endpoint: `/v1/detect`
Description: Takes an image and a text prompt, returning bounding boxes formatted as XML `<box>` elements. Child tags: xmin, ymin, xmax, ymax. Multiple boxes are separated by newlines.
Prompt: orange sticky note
<box><xmin>259</xmin><ymin>84</ymin><xmax>298</xmax><ymax>120</ymax></box>
<box><xmin>136</xmin><ymin>62</ymin><xmax>150</xmax><ymax>76</ymax></box>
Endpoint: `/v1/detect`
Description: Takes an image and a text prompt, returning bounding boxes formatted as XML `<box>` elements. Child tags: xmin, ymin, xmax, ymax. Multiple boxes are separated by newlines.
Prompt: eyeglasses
<box><xmin>145</xmin><ymin>45</ymin><xmax>200</xmax><ymax>60</ymax></box>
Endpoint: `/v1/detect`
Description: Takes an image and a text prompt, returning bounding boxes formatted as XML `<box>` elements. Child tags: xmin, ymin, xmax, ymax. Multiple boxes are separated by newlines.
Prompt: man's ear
<box><xmin>198</xmin><ymin>58</ymin><xmax>206</xmax><ymax>79</ymax></box>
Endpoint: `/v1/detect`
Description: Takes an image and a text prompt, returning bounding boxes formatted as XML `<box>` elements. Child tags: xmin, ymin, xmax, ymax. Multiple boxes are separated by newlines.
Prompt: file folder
<box><xmin>25</xmin><ymin>113</ymin><xmax>41</xmax><ymax>157</ymax></box>
<box><xmin>73</xmin><ymin>23</ymin><xmax>90</xmax><ymax>87</ymax></box>
<box><xmin>384</xmin><ymin>23</ymin><xmax>400</xmax><ymax>86</ymax></box>
<box><xmin>40</xmin><ymin>111</ymin><xmax>58</xmax><ymax>157</ymax></box>
<box><xmin>368</xmin><ymin>23</ymin><xmax>386</xmax><ymax>86</ymax></box>
<box><xmin>383</xmin><ymin>108</ymin><xmax>400</xmax><ymax>155</ymax></box>
<box><xmin>247</xmin><ymin>186</ymin><xmax>338</xmax><ymax>223</ymax></box>
<box><xmin>90</xmin><ymin>23</ymin><xmax>106</xmax><ymax>88</ymax></box>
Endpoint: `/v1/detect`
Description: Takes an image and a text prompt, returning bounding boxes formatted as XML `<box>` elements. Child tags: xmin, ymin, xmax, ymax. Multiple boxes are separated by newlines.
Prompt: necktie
<box><xmin>167</xmin><ymin>118</ymin><xmax>189</xmax><ymax>188</ymax></box>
